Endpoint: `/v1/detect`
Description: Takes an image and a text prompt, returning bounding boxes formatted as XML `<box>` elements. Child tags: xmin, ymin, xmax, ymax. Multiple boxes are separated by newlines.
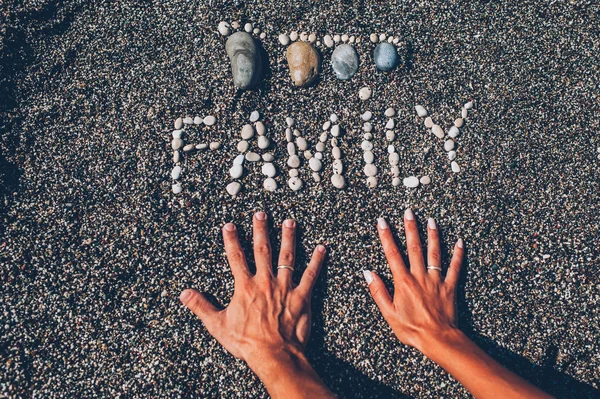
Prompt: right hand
<box><xmin>364</xmin><ymin>209</ymin><xmax>465</xmax><ymax>351</ymax></box>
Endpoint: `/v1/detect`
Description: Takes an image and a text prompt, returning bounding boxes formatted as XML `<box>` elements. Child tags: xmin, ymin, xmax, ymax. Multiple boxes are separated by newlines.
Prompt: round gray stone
<box><xmin>373</xmin><ymin>42</ymin><xmax>399</xmax><ymax>71</ymax></box>
<box><xmin>331</xmin><ymin>44</ymin><xmax>359</xmax><ymax>80</ymax></box>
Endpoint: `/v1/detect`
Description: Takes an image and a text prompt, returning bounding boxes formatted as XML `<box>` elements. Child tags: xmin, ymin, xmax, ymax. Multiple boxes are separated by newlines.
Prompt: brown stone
<box><xmin>286</xmin><ymin>42</ymin><xmax>320</xmax><ymax>87</ymax></box>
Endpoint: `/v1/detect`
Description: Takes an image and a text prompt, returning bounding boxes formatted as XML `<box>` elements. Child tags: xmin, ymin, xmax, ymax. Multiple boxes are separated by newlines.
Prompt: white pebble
<box><xmin>464</xmin><ymin>101</ymin><xmax>473</xmax><ymax>110</ymax></box>
<box><xmin>286</xmin><ymin>117</ymin><xmax>295</xmax><ymax>127</ymax></box>
<box><xmin>333</xmin><ymin>34</ymin><xmax>340</xmax><ymax>42</ymax></box>
<box><xmin>263</xmin><ymin>178</ymin><xmax>278</xmax><ymax>192</ymax></box>
<box><xmin>304</xmin><ymin>150</ymin><xmax>313</xmax><ymax>160</ymax></box>
<box><xmin>367</xmin><ymin>176</ymin><xmax>378</xmax><ymax>188</ymax></box>
<box><xmin>286</xmin><ymin>128</ymin><xmax>293</xmax><ymax>142</ymax></box>
<box><xmin>241</xmin><ymin>124</ymin><xmax>254</xmax><ymax>139</ymax></box>
<box><xmin>362</xmin><ymin>111</ymin><xmax>372</xmax><ymax>121</ymax></box>
<box><xmin>308</xmin><ymin>33</ymin><xmax>316</xmax><ymax>43</ymax></box>
<box><xmin>203</xmin><ymin>115</ymin><xmax>216</xmax><ymax>126</ymax></box>
<box><xmin>171</xmin><ymin>138</ymin><xmax>183</xmax><ymax>150</ymax></box>
<box><xmin>287</xmin><ymin>155</ymin><xmax>300</xmax><ymax>168</ymax></box>
<box><xmin>255</xmin><ymin>121</ymin><xmax>266</xmax><ymax>135</ymax></box>
<box><xmin>319</xmin><ymin>132</ymin><xmax>328</xmax><ymax>142</ymax></box>
<box><xmin>331</xmin><ymin>125</ymin><xmax>340</xmax><ymax>137</ymax></box>
<box><xmin>364</xmin><ymin>164</ymin><xmax>378</xmax><ymax>177</ymax></box>
<box><xmin>279</xmin><ymin>33</ymin><xmax>290</xmax><ymax>45</ymax></box>
<box><xmin>332</xmin><ymin>147</ymin><xmax>342</xmax><ymax>159</ymax></box>
<box><xmin>331</xmin><ymin>174</ymin><xmax>346</xmax><ymax>189</ymax></box>
<box><xmin>289</xmin><ymin>31</ymin><xmax>298</xmax><ymax>41</ymax></box>
<box><xmin>246</xmin><ymin>152</ymin><xmax>260</xmax><ymax>162</ymax></box>
<box><xmin>258</xmin><ymin>136</ymin><xmax>270</xmax><ymax>149</ymax></box>
<box><xmin>288</xmin><ymin>176</ymin><xmax>303</xmax><ymax>191</ymax></box>
<box><xmin>461</xmin><ymin>108</ymin><xmax>468</xmax><ymax>118</ymax></box>
<box><xmin>379</xmin><ymin>33</ymin><xmax>386</xmax><ymax>42</ymax></box>
<box><xmin>361</xmin><ymin>140</ymin><xmax>373</xmax><ymax>151</ymax></box>
<box><xmin>386</xmin><ymin>131</ymin><xmax>395</xmax><ymax>141</ymax></box>
<box><xmin>432</xmin><ymin>125</ymin><xmax>444</xmax><ymax>139</ymax></box>
<box><xmin>230</xmin><ymin>164</ymin><xmax>243</xmax><ymax>179</ymax></box>
<box><xmin>330</xmin><ymin>113</ymin><xmax>338</xmax><ymax>122</ymax></box>
<box><xmin>331</xmin><ymin>138</ymin><xmax>338</xmax><ymax>147</ymax></box>
<box><xmin>172</xmin><ymin>130</ymin><xmax>182</xmax><ymax>139</ymax></box>
<box><xmin>385</xmin><ymin>119</ymin><xmax>395</xmax><ymax>129</ymax></box>
<box><xmin>173</xmin><ymin>150</ymin><xmax>180</xmax><ymax>163</ymax></box>
<box><xmin>364</xmin><ymin>151</ymin><xmax>374</xmax><ymax>164</ymax></box>
<box><xmin>226</xmin><ymin>182</ymin><xmax>242</xmax><ymax>196</ymax></box>
<box><xmin>250</xmin><ymin>110</ymin><xmax>260</xmax><ymax>122</ymax></box>
<box><xmin>316</xmin><ymin>142</ymin><xmax>325</xmax><ymax>152</ymax></box>
<box><xmin>234</xmin><ymin>154</ymin><xmax>245</xmax><ymax>165</ymax></box>
<box><xmin>391</xmin><ymin>166</ymin><xmax>400</xmax><ymax>177</ymax></box>
<box><xmin>392</xmin><ymin>177</ymin><xmax>401</xmax><ymax>187</ymax></box>
<box><xmin>172</xmin><ymin>182</ymin><xmax>182</xmax><ymax>194</ymax></box>
<box><xmin>333</xmin><ymin>159</ymin><xmax>344</xmax><ymax>174</ymax></box>
<box><xmin>451</xmin><ymin>161</ymin><xmax>461</xmax><ymax>173</ymax></box>
<box><xmin>364</xmin><ymin>133</ymin><xmax>373</xmax><ymax>140</ymax></box>
<box><xmin>171</xmin><ymin>165</ymin><xmax>181</xmax><ymax>180</ymax></box>
<box><xmin>424</xmin><ymin>117</ymin><xmax>433</xmax><ymax>128</ymax></box>
<box><xmin>194</xmin><ymin>116</ymin><xmax>202</xmax><ymax>125</ymax></box>
<box><xmin>231</xmin><ymin>21</ymin><xmax>240</xmax><ymax>29</ymax></box>
<box><xmin>312</xmin><ymin>172</ymin><xmax>321</xmax><ymax>182</ymax></box>
<box><xmin>309</xmin><ymin>158</ymin><xmax>322</xmax><ymax>172</ymax></box>
<box><xmin>341</xmin><ymin>34</ymin><xmax>349</xmax><ymax>42</ymax></box>
<box><xmin>324</xmin><ymin>35</ymin><xmax>334</xmax><ymax>47</ymax></box>
<box><xmin>387</xmin><ymin>36</ymin><xmax>394</xmax><ymax>43</ymax></box>
<box><xmin>444</xmin><ymin>139</ymin><xmax>455</xmax><ymax>152</ymax></box>
<box><xmin>314</xmin><ymin>152</ymin><xmax>323</xmax><ymax>160</ymax></box>
<box><xmin>448</xmin><ymin>150</ymin><xmax>457</xmax><ymax>161</ymax></box>
<box><xmin>420</xmin><ymin>175</ymin><xmax>431</xmax><ymax>185</ymax></box>
<box><xmin>287</xmin><ymin>142</ymin><xmax>296</xmax><ymax>156</ymax></box>
<box><xmin>262</xmin><ymin>153</ymin><xmax>274</xmax><ymax>162</ymax></box>
<box><xmin>322</xmin><ymin>121</ymin><xmax>331</xmax><ymax>131</ymax></box>
<box><xmin>415</xmin><ymin>105</ymin><xmax>428</xmax><ymax>117</ymax></box>
<box><xmin>253</xmin><ymin>28</ymin><xmax>260</xmax><ymax>35</ymax></box>
<box><xmin>262</xmin><ymin>163</ymin><xmax>276</xmax><ymax>177</ymax></box>
<box><xmin>244</xmin><ymin>23</ymin><xmax>253</xmax><ymax>33</ymax></box>
<box><xmin>370</xmin><ymin>33</ymin><xmax>378</xmax><ymax>43</ymax></box>
<box><xmin>363</xmin><ymin>122</ymin><xmax>373</xmax><ymax>132</ymax></box>
<box><xmin>454</xmin><ymin>118</ymin><xmax>464</xmax><ymax>128</ymax></box>
<box><xmin>209</xmin><ymin>142</ymin><xmax>221</xmax><ymax>150</ymax></box>
<box><xmin>183</xmin><ymin>144</ymin><xmax>195</xmax><ymax>152</ymax></box>
<box><xmin>196</xmin><ymin>143</ymin><xmax>208</xmax><ymax>150</ymax></box>
<box><xmin>174</xmin><ymin>117</ymin><xmax>183</xmax><ymax>129</ymax></box>
<box><xmin>387</xmin><ymin>145</ymin><xmax>396</xmax><ymax>154</ymax></box>
<box><xmin>385</xmin><ymin>107</ymin><xmax>396</xmax><ymax>117</ymax></box>
<box><xmin>389</xmin><ymin>152</ymin><xmax>400</xmax><ymax>166</ymax></box>
<box><xmin>359</xmin><ymin>87</ymin><xmax>372</xmax><ymax>100</ymax></box>
<box><xmin>403</xmin><ymin>176</ymin><xmax>419</xmax><ymax>188</ymax></box>
<box><xmin>289</xmin><ymin>168</ymin><xmax>298</xmax><ymax>177</ymax></box>
<box><xmin>296</xmin><ymin>137</ymin><xmax>307</xmax><ymax>151</ymax></box>
<box><xmin>218</xmin><ymin>21</ymin><xmax>231</xmax><ymax>36</ymax></box>
<box><xmin>300</xmin><ymin>32</ymin><xmax>308</xmax><ymax>41</ymax></box>
<box><xmin>448</xmin><ymin>126</ymin><xmax>460</xmax><ymax>138</ymax></box>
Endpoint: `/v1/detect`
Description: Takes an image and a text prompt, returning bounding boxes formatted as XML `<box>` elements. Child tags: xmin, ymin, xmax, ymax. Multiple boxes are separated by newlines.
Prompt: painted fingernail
<box><xmin>457</xmin><ymin>238</ymin><xmax>464</xmax><ymax>248</ymax></box>
<box><xmin>377</xmin><ymin>217</ymin><xmax>388</xmax><ymax>229</ymax></box>
<box><xmin>317</xmin><ymin>244</ymin><xmax>326</xmax><ymax>253</ymax></box>
<box><xmin>284</xmin><ymin>219</ymin><xmax>296</xmax><ymax>228</ymax></box>
<box><xmin>363</xmin><ymin>270</ymin><xmax>374</xmax><ymax>285</ymax></box>
<box><xmin>179</xmin><ymin>290</ymin><xmax>192</xmax><ymax>304</ymax></box>
<box><xmin>224</xmin><ymin>223</ymin><xmax>236</xmax><ymax>231</ymax></box>
<box><xmin>255</xmin><ymin>211</ymin><xmax>266</xmax><ymax>220</ymax></box>
<box><xmin>404</xmin><ymin>208</ymin><xmax>415</xmax><ymax>220</ymax></box>
<box><xmin>428</xmin><ymin>218</ymin><xmax>437</xmax><ymax>230</ymax></box>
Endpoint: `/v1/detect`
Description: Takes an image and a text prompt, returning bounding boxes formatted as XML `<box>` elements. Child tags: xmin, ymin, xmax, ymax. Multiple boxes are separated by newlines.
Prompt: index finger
<box><xmin>376</xmin><ymin>217</ymin><xmax>408</xmax><ymax>280</ymax></box>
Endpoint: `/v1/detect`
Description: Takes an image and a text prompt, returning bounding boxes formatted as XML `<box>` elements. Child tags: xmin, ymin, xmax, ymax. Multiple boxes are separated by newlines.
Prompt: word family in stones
<box><xmin>227</xmin><ymin>111</ymin><xmax>276</xmax><ymax>196</ymax></box>
<box><xmin>170</xmin><ymin>114</ymin><xmax>220</xmax><ymax>195</ymax></box>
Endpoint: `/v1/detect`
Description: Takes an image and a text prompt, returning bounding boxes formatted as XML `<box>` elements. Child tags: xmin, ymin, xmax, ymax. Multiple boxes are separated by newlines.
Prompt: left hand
<box><xmin>179</xmin><ymin>212</ymin><xmax>326</xmax><ymax>370</ymax></box>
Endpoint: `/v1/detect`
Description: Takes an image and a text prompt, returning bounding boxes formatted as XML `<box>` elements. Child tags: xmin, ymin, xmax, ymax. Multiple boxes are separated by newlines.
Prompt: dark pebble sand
<box><xmin>1</xmin><ymin>0</ymin><xmax>599</xmax><ymax>397</ymax></box>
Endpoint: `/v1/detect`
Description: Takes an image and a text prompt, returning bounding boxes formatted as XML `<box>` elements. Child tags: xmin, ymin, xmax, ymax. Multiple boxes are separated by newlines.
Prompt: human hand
<box><xmin>180</xmin><ymin>212</ymin><xmax>326</xmax><ymax>374</ymax></box>
<box><xmin>364</xmin><ymin>208</ymin><xmax>464</xmax><ymax>353</ymax></box>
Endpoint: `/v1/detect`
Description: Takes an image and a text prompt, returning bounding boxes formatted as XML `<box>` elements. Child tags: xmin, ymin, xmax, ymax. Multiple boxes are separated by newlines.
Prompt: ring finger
<box><xmin>277</xmin><ymin>219</ymin><xmax>296</xmax><ymax>287</ymax></box>
<box><xmin>427</xmin><ymin>218</ymin><xmax>442</xmax><ymax>280</ymax></box>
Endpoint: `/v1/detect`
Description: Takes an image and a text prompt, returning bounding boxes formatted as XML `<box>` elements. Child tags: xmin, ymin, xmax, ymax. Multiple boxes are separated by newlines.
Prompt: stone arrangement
<box><xmin>369</xmin><ymin>33</ymin><xmax>402</xmax><ymax>72</ymax></box>
<box><xmin>219</xmin><ymin>21</ymin><xmax>265</xmax><ymax>89</ymax></box>
<box><xmin>415</xmin><ymin>100</ymin><xmax>474</xmax><ymax>175</ymax></box>
<box><xmin>170</xmin><ymin>115</ymin><xmax>220</xmax><ymax>195</ymax></box>
<box><xmin>321</xmin><ymin>114</ymin><xmax>347</xmax><ymax>189</ymax></box>
<box><xmin>227</xmin><ymin>111</ymin><xmax>276</xmax><ymax>196</ymax></box>
<box><xmin>359</xmin><ymin>100</ymin><xmax>378</xmax><ymax>188</ymax></box>
<box><xmin>284</xmin><ymin>117</ymin><xmax>309</xmax><ymax>191</ymax></box>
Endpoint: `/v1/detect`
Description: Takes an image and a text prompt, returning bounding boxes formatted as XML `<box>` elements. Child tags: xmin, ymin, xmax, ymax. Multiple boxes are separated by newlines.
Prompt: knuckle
<box><xmin>409</xmin><ymin>242</ymin><xmax>423</xmax><ymax>254</ymax></box>
<box><xmin>429</xmin><ymin>252</ymin><xmax>441</xmax><ymax>264</ymax></box>
<box><xmin>386</xmin><ymin>245</ymin><xmax>401</xmax><ymax>259</ymax></box>
<box><xmin>255</xmin><ymin>243</ymin><xmax>271</xmax><ymax>255</ymax></box>
<box><xmin>229</xmin><ymin>250</ymin><xmax>245</xmax><ymax>264</ymax></box>
<box><xmin>303</xmin><ymin>267</ymin><xmax>318</xmax><ymax>282</ymax></box>
<box><xmin>279</xmin><ymin>252</ymin><xmax>294</xmax><ymax>265</ymax></box>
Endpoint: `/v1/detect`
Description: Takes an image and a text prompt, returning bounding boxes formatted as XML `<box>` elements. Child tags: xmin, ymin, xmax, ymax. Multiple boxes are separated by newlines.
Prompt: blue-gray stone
<box><xmin>331</xmin><ymin>44</ymin><xmax>359</xmax><ymax>80</ymax></box>
<box><xmin>373</xmin><ymin>42</ymin><xmax>399</xmax><ymax>72</ymax></box>
<box><xmin>226</xmin><ymin>32</ymin><xmax>263</xmax><ymax>89</ymax></box>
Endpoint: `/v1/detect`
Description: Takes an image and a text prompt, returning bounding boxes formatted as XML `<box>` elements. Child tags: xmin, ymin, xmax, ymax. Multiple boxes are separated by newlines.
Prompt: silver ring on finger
<box><xmin>427</xmin><ymin>265</ymin><xmax>443</xmax><ymax>272</ymax></box>
<box><xmin>277</xmin><ymin>265</ymin><xmax>295</xmax><ymax>272</ymax></box>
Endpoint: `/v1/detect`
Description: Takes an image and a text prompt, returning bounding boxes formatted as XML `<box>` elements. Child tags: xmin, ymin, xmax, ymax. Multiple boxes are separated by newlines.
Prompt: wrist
<box><xmin>245</xmin><ymin>343</ymin><xmax>308</xmax><ymax>380</ymax></box>
<box><xmin>415</xmin><ymin>327</ymin><xmax>470</xmax><ymax>361</ymax></box>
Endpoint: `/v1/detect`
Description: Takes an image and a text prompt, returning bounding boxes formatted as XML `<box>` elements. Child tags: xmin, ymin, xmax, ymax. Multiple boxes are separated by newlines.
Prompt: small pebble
<box><xmin>289</xmin><ymin>31</ymin><xmax>298</xmax><ymax>41</ymax></box>
<box><xmin>333</xmin><ymin>159</ymin><xmax>344</xmax><ymax>174</ymax></box>
<box><xmin>333</xmin><ymin>34</ymin><xmax>340</xmax><ymax>43</ymax></box>
<box><xmin>424</xmin><ymin>117</ymin><xmax>433</xmax><ymax>128</ymax></box>
<box><xmin>379</xmin><ymin>33</ymin><xmax>386</xmax><ymax>42</ymax></box>
<box><xmin>263</xmin><ymin>178</ymin><xmax>278</xmax><ymax>192</ymax></box>
<box><xmin>403</xmin><ymin>176</ymin><xmax>419</xmax><ymax>188</ymax></box>
<box><xmin>258</xmin><ymin>136</ymin><xmax>270</xmax><ymax>149</ymax></box>
<box><xmin>461</xmin><ymin>108</ymin><xmax>468</xmax><ymax>118</ymax></box>
<box><xmin>287</xmin><ymin>142</ymin><xmax>296</xmax><ymax>156</ymax></box>
<box><xmin>203</xmin><ymin>115</ymin><xmax>216</xmax><ymax>126</ymax></box>
<box><xmin>432</xmin><ymin>125</ymin><xmax>444</xmax><ymax>139</ymax></box>
<box><xmin>331</xmin><ymin>125</ymin><xmax>340</xmax><ymax>137</ymax></box>
<box><xmin>362</xmin><ymin>111</ymin><xmax>372</xmax><ymax>121</ymax></box>
<box><xmin>308</xmin><ymin>33</ymin><xmax>316</xmax><ymax>43</ymax></box>
<box><xmin>171</xmin><ymin>138</ymin><xmax>183</xmax><ymax>150</ymax></box>
<box><xmin>183</xmin><ymin>144</ymin><xmax>195</xmax><ymax>152</ymax></box>
<box><xmin>444</xmin><ymin>139</ymin><xmax>455</xmax><ymax>151</ymax></box>
<box><xmin>288</xmin><ymin>176</ymin><xmax>303</xmax><ymax>191</ymax></box>
<box><xmin>309</xmin><ymin>158</ymin><xmax>322</xmax><ymax>172</ymax></box>
<box><xmin>241</xmin><ymin>124</ymin><xmax>254</xmax><ymax>140</ymax></box>
<box><xmin>173</xmin><ymin>150</ymin><xmax>180</xmax><ymax>163</ymax></box>
<box><xmin>300</xmin><ymin>32</ymin><xmax>308</xmax><ymax>41</ymax></box>
<box><xmin>218</xmin><ymin>21</ymin><xmax>231</xmax><ymax>36</ymax></box>
<box><xmin>255</xmin><ymin>121</ymin><xmax>266</xmax><ymax>135</ymax></box>
<box><xmin>391</xmin><ymin>166</ymin><xmax>400</xmax><ymax>177</ymax></box>
<box><xmin>385</xmin><ymin>119</ymin><xmax>395</xmax><ymax>129</ymax></box>
<box><xmin>244</xmin><ymin>23</ymin><xmax>252</xmax><ymax>33</ymax></box>
<box><xmin>332</xmin><ymin>147</ymin><xmax>342</xmax><ymax>159</ymax></box>
<box><xmin>385</xmin><ymin>107</ymin><xmax>396</xmax><ymax>117</ymax></box>
<box><xmin>387</xmin><ymin>145</ymin><xmax>395</xmax><ymax>154</ymax></box>
<box><xmin>304</xmin><ymin>150</ymin><xmax>313</xmax><ymax>159</ymax></box>
<box><xmin>172</xmin><ymin>130</ymin><xmax>182</xmax><ymax>139</ymax></box>
<box><xmin>287</xmin><ymin>155</ymin><xmax>300</xmax><ymax>168</ymax></box>
<box><xmin>314</xmin><ymin>152</ymin><xmax>323</xmax><ymax>160</ymax></box>
<box><xmin>323</xmin><ymin>121</ymin><xmax>331</xmax><ymax>131</ymax></box>
<box><xmin>448</xmin><ymin>150</ymin><xmax>457</xmax><ymax>161</ymax></box>
<box><xmin>324</xmin><ymin>35</ymin><xmax>334</xmax><ymax>47</ymax></box>
<box><xmin>364</xmin><ymin>164</ymin><xmax>378</xmax><ymax>177</ymax></box>
<box><xmin>331</xmin><ymin>174</ymin><xmax>346</xmax><ymax>189</ymax></box>
<box><xmin>451</xmin><ymin>161</ymin><xmax>461</xmax><ymax>173</ymax></box>
<box><xmin>386</xmin><ymin>131</ymin><xmax>395</xmax><ymax>141</ymax></box>
<box><xmin>420</xmin><ymin>175</ymin><xmax>431</xmax><ymax>185</ymax></box>
<box><xmin>246</xmin><ymin>152</ymin><xmax>260</xmax><ymax>162</ymax></box>
<box><xmin>286</xmin><ymin>128</ymin><xmax>293</xmax><ymax>142</ymax></box>
<box><xmin>392</xmin><ymin>177</ymin><xmax>401</xmax><ymax>187</ymax></box>
<box><xmin>296</xmin><ymin>137</ymin><xmax>308</xmax><ymax>151</ymax></box>
<box><xmin>316</xmin><ymin>142</ymin><xmax>325</xmax><ymax>152</ymax></box>
<box><xmin>359</xmin><ymin>87</ymin><xmax>372</xmax><ymax>100</ymax></box>
<box><xmin>250</xmin><ymin>110</ymin><xmax>260</xmax><ymax>122</ymax></box>
<box><xmin>289</xmin><ymin>168</ymin><xmax>299</xmax><ymax>177</ymax></box>
<box><xmin>261</xmin><ymin>163</ymin><xmax>276</xmax><ymax>177</ymax></box>
<box><xmin>286</xmin><ymin>117</ymin><xmax>295</xmax><ymax>127</ymax></box>
<box><xmin>369</xmin><ymin>33</ymin><xmax>378</xmax><ymax>43</ymax></box>
<box><xmin>364</xmin><ymin>151</ymin><xmax>374</xmax><ymax>164</ymax></box>
<box><xmin>464</xmin><ymin>101</ymin><xmax>473</xmax><ymax>110</ymax></box>
<box><xmin>172</xmin><ymin>182</ymin><xmax>182</xmax><ymax>194</ymax></box>
<box><xmin>361</xmin><ymin>140</ymin><xmax>373</xmax><ymax>151</ymax></box>
<box><xmin>262</xmin><ymin>153</ymin><xmax>274</xmax><ymax>162</ymax></box>
<box><xmin>320</xmin><ymin>132</ymin><xmax>328</xmax><ymax>142</ymax></box>
<box><xmin>448</xmin><ymin>126</ymin><xmax>460</xmax><ymax>138</ymax></box>
<box><xmin>230</xmin><ymin>164</ymin><xmax>243</xmax><ymax>179</ymax></box>
<box><xmin>193</xmin><ymin>116</ymin><xmax>202</xmax><ymax>125</ymax></box>
<box><xmin>171</xmin><ymin>165</ymin><xmax>181</xmax><ymax>180</ymax></box>
<box><xmin>389</xmin><ymin>153</ymin><xmax>400</xmax><ymax>165</ymax></box>
<box><xmin>454</xmin><ymin>118</ymin><xmax>464</xmax><ymax>128</ymax></box>
<box><xmin>174</xmin><ymin>117</ymin><xmax>183</xmax><ymax>129</ymax></box>
<box><xmin>279</xmin><ymin>33</ymin><xmax>290</xmax><ymax>45</ymax></box>
<box><xmin>183</xmin><ymin>117</ymin><xmax>193</xmax><ymax>125</ymax></box>
<box><xmin>209</xmin><ymin>142</ymin><xmax>221</xmax><ymax>150</ymax></box>
<box><xmin>196</xmin><ymin>143</ymin><xmax>208</xmax><ymax>150</ymax></box>
<box><xmin>363</xmin><ymin>122</ymin><xmax>373</xmax><ymax>132</ymax></box>
<box><xmin>366</xmin><ymin>176</ymin><xmax>378</xmax><ymax>188</ymax></box>
<box><xmin>234</xmin><ymin>154</ymin><xmax>245</xmax><ymax>165</ymax></box>
<box><xmin>226</xmin><ymin>182</ymin><xmax>242</xmax><ymax>196</ymax></box>
<box><xmin>364</xmin><ymin>133</ymin><xmax>373</xmax><ymax>140</ymax></box>
<box><xmin>415</xmin><ymin>105</ymin><xmax>428</xmax><ymax>117</ymax></box>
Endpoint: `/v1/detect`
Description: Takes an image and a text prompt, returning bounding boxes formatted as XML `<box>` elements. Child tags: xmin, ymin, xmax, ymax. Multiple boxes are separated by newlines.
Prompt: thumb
<box><xmin>363</xmin><ymin>270</ymin><xmax>394</xmax><ymax>317</ymax></box>
<box><xmin>180</xmin><ymin>289</ymin><xmax>220</xmax><ymax>330</ymax></box>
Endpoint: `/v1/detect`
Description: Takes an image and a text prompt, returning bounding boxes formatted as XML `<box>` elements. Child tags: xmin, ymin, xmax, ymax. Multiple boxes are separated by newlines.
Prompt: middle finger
<box><xmin>253</xmin><ymin>211</ymin><xmax>273</xmax><ymax>278</ymax></box>
<box><xmin>404</xmin><ymin>208</ymin><xmax>426</xmax><ymax>277</ymax></box>
<box><xmin>277</xmin><ymin>219</ymin><xmax>297</xmax><ymax>286</ymax></box>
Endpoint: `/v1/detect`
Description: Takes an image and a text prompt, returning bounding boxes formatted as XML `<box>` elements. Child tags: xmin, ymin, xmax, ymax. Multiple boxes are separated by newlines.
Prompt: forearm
<box><xmin>247</xmin><ymin>346</ymin><xmax>336</xmax><ymax>399</ymax></box>
<box><xmin>419</xmin><ymin>329</ymin><xmax>553</xmax><ymax>399</ymax></box>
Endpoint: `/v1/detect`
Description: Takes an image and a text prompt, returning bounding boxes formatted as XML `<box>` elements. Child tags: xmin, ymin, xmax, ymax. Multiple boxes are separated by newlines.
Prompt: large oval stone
<box><xmin>331</xmin><ymin>44</ymin><xmax>359</xmax><ymax>80</ymax></box>
<box><xmin>286</xmin><ymin>42</ymin><xmax>320</xmax><ymax>87</ymax></box>
<box><xmin>226</xmin><ymin>32</ymin><xmax>262</xmax><ymax>89</ymax></box>
<box><xmin>373</xmin><ymin>42</ymin><xmax>399</xmax><ymax>72</ymax></box>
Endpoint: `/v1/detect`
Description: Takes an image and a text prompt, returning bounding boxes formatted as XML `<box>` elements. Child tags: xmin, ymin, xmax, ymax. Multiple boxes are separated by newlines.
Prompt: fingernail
<box><xmin>428</xmin><ymin>218</ymin><xmax>437</xmax><ymax>230</ymax></box>
<box><xmin>224</xmin><ymin>223</ymin><xmax>236</xmax><ymax>231</ymax></box>
<box><xmin>255</xmin><ymin>211</ymin><xmax>266</xmax><ymax>220</ymax></box>
<box><xmin>405</xmin><ymin>208</ymin><xmax>415</xmax><ymax>220</ymax></box>
<box><xmin>363</xmin><ymin>270</ymin><xmax>374</xmax><ymax>285</ymax></box>
<box><xmin>317</xmin><ymin>244</ymin><xmax>326</xmax><ymax>253</ymax></box>
<box><xmin>457</xmin><ymin>238</ymin><xmax>464</xmax><ymax>248</ymax></box>
<box><xmin>284</xmin><ymin>219</ymin><xmax>296</xmax><ymax>228</ymax></box>
<box><xmin>180</xmin><ymin>290</ymin><xmax>192</xmax><ymax>304</ymax></box>
<box><xmin>377</xmin><ymin>217</ymin><xmax>388</xmax><ymax>229</ymax></box>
